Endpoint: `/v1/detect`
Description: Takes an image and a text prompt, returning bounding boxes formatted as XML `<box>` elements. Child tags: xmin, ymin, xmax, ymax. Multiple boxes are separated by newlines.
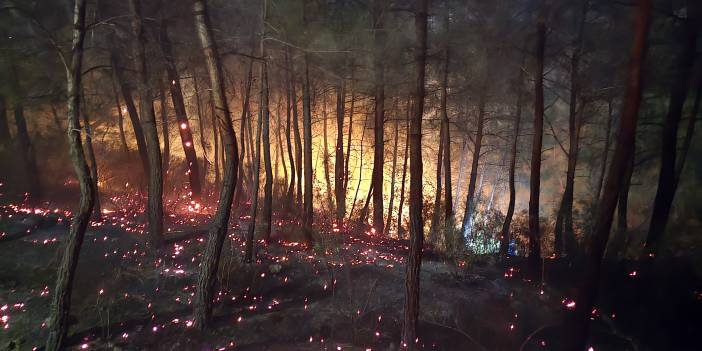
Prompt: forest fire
<box><xmin>1</xmin><ymin>0</ymin><xmax>701</xmax><ymax>350</ymax></box>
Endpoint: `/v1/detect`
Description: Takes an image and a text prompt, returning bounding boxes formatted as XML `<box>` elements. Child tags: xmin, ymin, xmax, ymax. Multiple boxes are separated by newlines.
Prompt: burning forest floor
<box><xmin>0</xmin><ymin>199</ymin><xmax>700</xmax><ymax>350</ymax></box>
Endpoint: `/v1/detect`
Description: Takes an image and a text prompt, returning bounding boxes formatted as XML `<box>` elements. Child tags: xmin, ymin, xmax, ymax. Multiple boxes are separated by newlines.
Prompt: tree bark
<box><xmin>528</xmin><ymin>9</ymin><xmax>546</xmax><ymax>278</ymax></box>
<box><xmin>192</xmin><ymin>0</ymin><xmax>239</xmax><ymax>330</ymax></box>
<box><xmin>335</xmin><ymin>81</ymin><xmax>346</xmax><ymax>225</ymax></box>
<box><xmin>397</xmin><ymin>97</ymin><xmax>411</xmax><ymax>239</ymax></box>
<box><xmin>500</xmin><ymin>70</ymin><xmax>524</xmax><ymax>257</ymax></box>
<box><xmin>46</xmin><ymin>1</ymin><xmax>92</xmax><ymax>349</ymax></box>
<box><xmin>130</xmin><ymin>0</ymin><xmax>163</xmax><ymax>248</ymax></box>
<box><xmin>402</xmin><ymin>0</ymin><xmax>428</xmax><ymax>347</ymax></box>
<box><xmin>563</xmin><ymin>0</ymin><xmax>650</xmax><ymax>348</ymax></box>
<box><xmin>642</xmin><ymin>1</ymin><xmax>699</xmax><ymax>261</ymax></box>
<box><xmin>81</xmin><ymin>89</ymin><xmax>100</xmax><ymax>219</ymax></box>
<box><xmin>460</xmin><ymin>90</ymin><xmax>486</xmax><ymax>239</ymax></box>
<box><xmin>158</xmin><ymin>21</ymin><xmax>202</xmax><ymax>203</ymax></box>
<box><xmin>110</xmin><ymin>49</ymin><xmax>150</xmax><ymax>177</ymax></box>
<box><xmin>371</xmin><ymin>0</ymin><xmax>386</xmax><ymax>235</ymax></box>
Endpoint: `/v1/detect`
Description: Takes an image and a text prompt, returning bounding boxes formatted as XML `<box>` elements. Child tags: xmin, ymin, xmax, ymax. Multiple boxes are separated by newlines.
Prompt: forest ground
<box><xmin>0</xmin><ymin>197</ymin><xmax>699</xmax><ymax>351</ymax></box>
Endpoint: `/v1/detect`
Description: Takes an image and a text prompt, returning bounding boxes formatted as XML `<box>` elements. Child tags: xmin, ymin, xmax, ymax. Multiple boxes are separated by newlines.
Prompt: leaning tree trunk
<box><xmin>527</xmin><ymin>11</ymin><xmax>546</xmax><ymax>279</ymax></box>
<box><xmin>563</xmin><ymin>0</ymin><xmax>650</xmax><ymax>348</ymax></box>
<box><xmin>110</xmin><ymin>49</ymin><xmax>150</xmax><ymax>177</ymax></box>
<box><xmin>402</xmin><ymin>0</ymin><xmax>428</xmax><ymax>347</ymax></box>
<box><xmin>159</xmin><ymin>21</ymin><xmax>202</xmax><ymax>203</ymax></box>
<box><xmin>130</xmin><ymin>0</ymin><xmax>163</xmax><ymax>248</ymax></box>
<box><xmin>642</xmin><ymin>1</ymin><xmax>699</xmax><ymax>261</ymax></box>
<box><xmin>335</xmin><ymin>81</ymin><xmax>346</xmax><ymax>225</ymax></box>
<box><xmin>500</xmin><ymin>70</ymin><xmax>524</xmax><ymax>257</ymax></box>
<box><xmin>46</xmin><ymin>1</ymin><xmax>92</xmax><ymax>349</ymax></box>
<box><xmin>192</xmin><ymin>0</ymin><xmax>239</xmax><ymax>330</ymax></box>
<box><xmin>594</xmin><ymin>98</ymin><xmax>613</xmax><ymax>202</ymax></box>
<box><xmin>460</xmin><ymin>90</ymin><xmax>486</xmax><ymax>239</ymax></box>
<box><xmin>371</xmin><ymin>0</ymin><xmax>386</xmax><ymax>235</ymax></box>
<box><xmin>81</xmin><ymin>89</ymin><xmax>100</xmax><ymax>219</ymax></box>
<box><xmin>110</xmin><ymin>73</ymin><xmax>130</xmax><ymax>156</ymax></box>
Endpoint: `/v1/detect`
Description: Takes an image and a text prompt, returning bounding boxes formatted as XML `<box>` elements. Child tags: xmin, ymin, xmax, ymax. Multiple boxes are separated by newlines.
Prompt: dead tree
<box><xmin>192</xmin><ymin>0</ymin><xmax>239</xmax><ymax>329</ymax></box>
<box><xmin>46</xmin><ymin>1</ymin><xmax>92</xmax><ymax>349</ymax></box>
<box><xmin>563</xmin><ymin>0</ymin><xmax>651</xmax><ymax>348</ymax></box>
<box><xmin>402</xmin><ymin>0</ymin><xmax>428</xmax><ymax>347</ymax></box>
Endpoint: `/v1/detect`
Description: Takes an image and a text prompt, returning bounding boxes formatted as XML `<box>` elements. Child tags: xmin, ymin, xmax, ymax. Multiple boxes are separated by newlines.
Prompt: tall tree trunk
<box><xmin>130</xmin><ymin>0</ymin><xmax>163</xmax><ymax>248</ymax></box>
<box><xmin>233</xmin><ymin>57</ymin><xmax>254</xmax><ymax>206</ymax></box>
<box><xmin>81</xmin><ymin>89</ymin><xmax>100</xmax><ymax>219</ymax></box>
<box><xmin>500</xmin><ymin>70</ymin><xmax>524</xmax><ymax>257</ymax></box>
<box><xmin>606</xmin><ymin>151</ymin><xmax>633</xmax><ymax>259</ymax></box>
<box><xmin>302</xmin><ymin>53</ymin><xmax>313</xmax><ymax>227</ymax></box>
<box><xmin>402</xmin><ymin>0</ymin><xmax>428</xmax><ymax>347</ymax></box>
<box><xmin>322</xmin><ymin>94</ymin><xmax>334</xmax><ymax>211</ymax></box>
<box><xmin>595</xmin><ymin>98</ymin><xmax>613</xmax><ymax>202</ymax></box>
<box><xmin>46</xmin><ymin>1</ymin><xmax>92</xmax><ymax>348</ymax></box>
<box><xmin>441</xmin><ymin>6</ymin><xmax>453</xmax><ymax>226</ymax></box>
<box><xmin>430</xmin><ymin>119</ymin><xmax>444</xmax><ymax>242</ymax></box>
<box><xmin>460</xmin><ymin>91</ymin><xmax>486</xmax><ymax>239</ymax></box>
<box><xmin>674</xmin><ymin>73</ymin><xmax>701</xmax><ymax>188</ymax></box>
<box><xmin>110</xmin><ymin>50</ymin><xmax>150</xmax><ymax>177</ymax></box>
<box><xmin>285</xmin><ymin>48</ymin><xmax>296</xmax><ymax>207</ymax></box>
<box><xmin>386</xmin><ymin>115</ymin><xmax>399</xmax><ymax>233</ymax></box>
<box><xmin>159</xmin><ymin>79</ymin><xmax>171</xmax><ymax>179</ymax></box>
<box><xmin>193</xmin><ymin>77</ymin><xmax>209</xmax><ymax>190</ymax></box>
<box><xmin>642</xmin><ymin>1</ymin><xmax>699</xmax><ymax>261</ymax></box>
<box><xmin>158</xmin><ymin>22</ymin><xmax>202</xmax><ymax>203</ymax></box>
<box><xmin>528</xmin><ymin>10</ymin><xmax>546</xmax><ymax>278</ymax></box>
<box><xmin>110</xmin><ymin>73</ymin><xmax>130</xmax><ymax>156</ymax></box>
<box><xmin>563</xmin><ymin>0</ymin><xmax>650</xmax><ymax>348</ymax></box>
<box><xmin>344</xmin><ymin>66</ymin><xmax>355</xmax><ymax>193</ymax></box>
<box><xmin>371</xmin><ymin>0</ymin><xmax>386</xmax><ymax>235</ymax></box>
<box><xmin>291</xmin><ymin>52</ymin><xmax>304</xmax><ymax>210</ymax></box>
<box><xmin>260</xmin><ymin>47</ymin><xmax>273</xmax><ymax>244</ymax></box>
<box><xmin>244</xmin><ymin>87</ymin><xmax>263</xmax><ymax>263</ymax></box>
<box><xmin>349</xmin><ymin>122</ymin><xmax>366</xmax><ymax>221</ymax></box>
<box><xmin>192</xmin><ymin>0</ymin><xmax>239</xmax><ymax>329</ymax></box>
<box><xmin>211</xmin><ymin>93</ymin><xmax>220</xmax><ymax>187</ymax></box>
<box><xmin>554</xmin><ymin>0</ymin><xmax>588</xmax><ymax>257</ymax></box>
<box><xmin>397</xmin><ymin>97</ymin><xmax>411</xmax><ymax>239</ymax></box>
<box><xmin>335</xmin><ymin>81</ymin><xmax>346</xmax><ymax>225</ymax></box>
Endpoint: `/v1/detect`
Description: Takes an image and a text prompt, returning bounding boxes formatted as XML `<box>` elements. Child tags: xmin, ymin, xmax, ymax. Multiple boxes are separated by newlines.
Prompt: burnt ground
<box><xmin>0</xmin><ymin>202</ymin><xmax>700</xmax><ymax>351</ymax></box>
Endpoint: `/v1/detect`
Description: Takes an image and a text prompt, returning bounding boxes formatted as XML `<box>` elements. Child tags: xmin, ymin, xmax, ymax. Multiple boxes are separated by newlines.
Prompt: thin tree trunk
<box><xmin>110</xmin><ymin>50</ymin><xmax>149</xmax><ymax>177</ymax></box>
<box><xmin>322</xmin><ymin>94</ymin><xmax>334</xmax><ymax>211</ymax></box>
<box><xmin>430</xmin><ymin>119</ymin><xmax>444</xmax><ymax>242</ymax></box>
<box><xmin>500</xmin><ymin>70</ymin><xmax>524</xmax><ymax>257</ymax></box>
<box><xmin>674</xmin><ymin>74</ymin><xmax>701</xmax><ymax>188</ymax></box>
<box><xmin>595</xmin><ymin>99</ymin><xmax>613</xmax><ymax>202</ymax></box>
<box><xmin>344</xmin><ymin>66</ymin><xmax>355</xmax><ymax>193</ymax></box>
<box><xmin>302</xmin><ymin>52</ymin><xmax>313</xmax><ymax>227</ymax></box>
<box><xmin>260</xmin><ymin>30</ymin><xmax>273</xmax><ymax>244</ymax></box>
<box><xmin>211</xmin><ymin>93</ymin><xmax>220</xmax><ymax>187</ymax></box>
<box><xmin>460</xmin><ymin>91</ymin><xmax>486</xmax><ymax>239</ymax></box>
<box><xmin>402</xmin><ymin>0</ymin><xmax>428</xmax><ymax>347</ymax></box>
<box><xmin>193</xmin><ymin>77</ymin><xmax>209</xmax><ymax>190</ymax></box>
<box><xmin>233</xmin><ymin>57</ymin><xmax>254</xmax><ymax>206</ymax></box>
<box><xmin>110</xmin><ymin>75</ymin><xmax>130</xmax><ymax>156</ymax></box>
<box><xmin>130</xmin><ymin>0</ymin><xmax>163</xmax><ymax>248</ymax></box>
<box><xmin>291</xmin><ymin>51</ymin><xmax>303</xmax><ymax>210</ymax></box>
<box><xmin>244</xmin><ymin>87</ymin><xmax>263</xmax><ymax>263</ymax></box>
<box><xmin>159</xmin><ymin>21</ymin><xmax>202</xmax><ymax>203</ymax></box>
<box><xmin>349</xmin><ymin>123</ymin><xmax>366</xmax><ymax>221</ymax></box>
<box><xmin>372</xmin><ymin>0</ymin><xmax>386</xmax><ymax>235</ymax></box>
<box><xmin>81</xmin><ymin>89</ymin><xmax>100</xmax><ymax>219</ymax></box>
<box><xmin>563</xmin><ymin>1</ymin><xmax>650</xmax><ymax>348</ymax></box>
<box><xmin>441</xmin><ymin>7</ymin><xmax>453</xmax><ymax>226</ymax></box>
<box><xmin>335</xmin><ymin>81</ymin><xmax>346</xmax><ymax>225</ymax></box>
<box><xmin>606</xmin><ymin>151</ymin><xmax>633</xmax><ymax>259</ymax></box>
<box><xmin>159</xmin><ymin>79</ymin><xmax>171</xmax><ymax>180</ymax></box>
<box><xmin>642</xmin><ymin>1</ymin><xmax>699</xmax><ymax>261</ymax></box>
<box><xmin>527</xmin><ymin>10</ymin><xmax>546</xmax><ymax>278</ymax></box>
<box><xmin>0</xmin><ymin>95</ymin><xmax>9</xmax><ymax>148</ymax></box>
<box><xmin>192</xmin><ymin>0</ymin><xmax>239</xmax><ymax>330</ymax></box>
<box><xmin>386</xmin><ymin>115</ymin><xmax>399</xmax><ymax>233</ymax></box>
<box><xmin>285</xmin><ymin>48</ymin><xmax>296</xmax><ymax>207</ymax></box>
<box><xmin>46</xmin><ymin>1</ymin><xmax>92</xmax><ymax>348</ymax></box>
<box><xmin>397</xmin><ymin>97</ymin><xmax>411</xmax><ymax>239</ymax></box>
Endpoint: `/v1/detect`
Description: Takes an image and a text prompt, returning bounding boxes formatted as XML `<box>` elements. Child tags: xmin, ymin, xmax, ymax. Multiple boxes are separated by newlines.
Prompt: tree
<box><xmin>335</xmin><ymin>81</ymin><xmax>346</xmax><ymax>225</ymax></box>
<box><xmin>130</xmin><ymin>0</ymin><xmax>163</xmax><ymax>248</ymax></box>
<box><xmin>527</xmin><ymin>5</ymin><xmax>546</xmax><ymax>278</ymax></box>
<box><xmin>192</xmin><ymin>0</ymin><xmax>239</xmax><ymax>329</ymax></box>
<box><xmin>402</xmin><ymin>0</ymin><xmax>428</xmax><ymax>347</ymax></box>
<box><xmin>563</xmin><ymin>0</ymin><xmax>651</xmax><ymax>348</ymax></box>
<box><xmin>371</xmin><ymin>0</ymin><xmax>386</xmax><ymax>235</ymax></box>
<box><xmin>158</xmin><ymin>21</ymin><xmax>203</xmax><ymax>202</ymax></box>
<box><xmin>46</xmin><ymin>0</ymin><xmax>92</xmax><ymax>348</ymax></box>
